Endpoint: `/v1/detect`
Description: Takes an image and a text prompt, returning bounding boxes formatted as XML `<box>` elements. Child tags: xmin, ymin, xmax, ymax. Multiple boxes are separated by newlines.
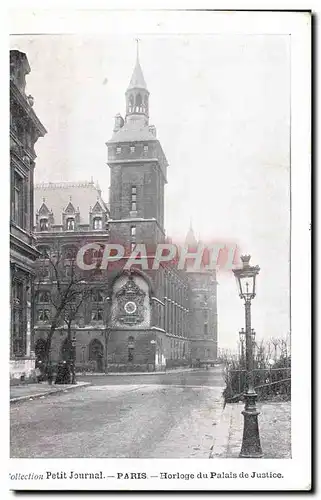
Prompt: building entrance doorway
<box><xmin>89</xmin><ymin>339</ymin><xmax>104</xmax><ymax>372</ymax></box>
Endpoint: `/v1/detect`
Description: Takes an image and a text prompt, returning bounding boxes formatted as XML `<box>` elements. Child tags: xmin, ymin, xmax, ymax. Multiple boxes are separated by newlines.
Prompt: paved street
<box><xmin>10</xmin><ymin>367</ymin><xmax>225</xmax><ymax>458</ymax></box>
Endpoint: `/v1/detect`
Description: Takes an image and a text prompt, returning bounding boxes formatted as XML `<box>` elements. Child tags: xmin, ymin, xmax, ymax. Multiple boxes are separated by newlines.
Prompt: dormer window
<box><xmin>39</xmin><ymin>218</ymin><xmax>49</xmax><ymax>231</ymax></box>
<box><xmin>93</xmin><ymin>217</ymin><xmax>102</xmax><ymax>230</ymax></box>
<box><xmin>66</xmin><ymin>218</ymin><xmax>75</xmax><ymax>231</ymax></box>
<box><xmin>116</xmin><ymin>147</ymin><xmax>121</xmax><ymax>154</ymax></box>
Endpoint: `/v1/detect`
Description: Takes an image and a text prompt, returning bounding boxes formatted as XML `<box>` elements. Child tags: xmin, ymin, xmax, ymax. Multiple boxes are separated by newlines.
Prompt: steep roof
<box><xmin>127</xmin><ymin>55</ymin><xmax>148</xmax><ymax>91</ymax></box>
<box><xmin>185</xmin><ymin>222</ymin><xmax>198</xmax><ymax>247</ymax></box>
<box><xmin>34</xmin><ymin>181</ymin><xmax>109</xmax><ymax>225</ymax></box>
<box><xmin>108</xmin><ymin>121</ymin><xmax>157</xmax><ymax>143</ymax></box>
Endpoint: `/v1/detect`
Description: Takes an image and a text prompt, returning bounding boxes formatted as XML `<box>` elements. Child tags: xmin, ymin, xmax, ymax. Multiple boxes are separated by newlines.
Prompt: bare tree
<box><xmin>35</xmin><ymin>243</ymin><xmax>97</xmax><ymax>367</ymax></box>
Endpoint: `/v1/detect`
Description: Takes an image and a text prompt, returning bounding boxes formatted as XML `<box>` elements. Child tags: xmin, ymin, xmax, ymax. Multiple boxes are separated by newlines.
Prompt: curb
<box><xmin>10</xmin><ymin>382</ymin><xmax>91</xmax><ymax>404</ymax></box>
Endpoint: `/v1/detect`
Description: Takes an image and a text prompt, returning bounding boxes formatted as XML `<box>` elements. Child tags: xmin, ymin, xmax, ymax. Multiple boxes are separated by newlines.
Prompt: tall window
<box><xmin>37</xmin><ymin>309</ymin><xmax>50</xmax><ymax>322</ymax></box>
<box><xmin>13</xmin><ymin>172</ymin><xmax>24</xmax><ymax>227</ymax></box>
<box><xmin>11</xmin><ymin>281</ymin><xmax>25</xmax><ymax>356</ymax></box>
<box><xmin>92</xmin><ymin>290</ymin><xmax>104</xmax><ymax>303</ymax></box>
<box><xmin>40</xmin><ymin>218</ymin><xmax>48</xmax><ymax>231</ymax></box>
<box><xmin>131</xmin><ymin>185</ymin><xmax>137</xmax><ymax>212</ymax></box>
<box><xmin>93</xmin><ymin>217</ymin><xmax>102</xmax><ymax>230</ymax></box>
<box><xmin>91</xmin><ymin>309</ymin><xmax>103</xmax><ymax>321</ymax></box>
<box><xmin>66</xmin><ymin>218</ymin><xmax>75</xmax><ymax>231</ymax></box>
<box><xmin>130</xmin><ymin>146</ymin><xmax>135</xmax><ymax>153</ymax></box>
<box><xmin>130</xmin><ymin>226</ymin><xmax>136</xmax><ymax>237</ymax></box>
<box><xmin>128</xmin><ymin>336</ymin><xmax>135</xmax><ymax>362</ymax></box>
<box><xmin>204</xmin><ymin>323</ymin><xmax>208</xmax><ymax>335</ymax></box>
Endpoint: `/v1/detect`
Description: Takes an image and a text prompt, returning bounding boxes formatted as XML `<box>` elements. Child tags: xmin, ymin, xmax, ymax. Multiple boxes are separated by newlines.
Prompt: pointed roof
<box><xmin>64</xmin><ymin>200</ymin><xmax>76</xmax><ymax>214</ymax></box>
<box><xmin>185</xmin><ymin>221</ymin><xmax>198</xmax><ymax>247</ymax></box>
<box><xmin>38</xmin><ymin>199</ymin><xmax>50</xmax><ymax>216</ymax></box>
<box><xmin>127</xmin><ymin>48</ymin><xmax>148</xmax><ymax>91</ymax></box>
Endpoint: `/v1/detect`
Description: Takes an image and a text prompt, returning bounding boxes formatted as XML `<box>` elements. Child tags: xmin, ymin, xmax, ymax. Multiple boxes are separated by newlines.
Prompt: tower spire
<box><xmin>125</xmin><ymin>41</ymin><xmax>149</xmax><ymax>123</ymax></box>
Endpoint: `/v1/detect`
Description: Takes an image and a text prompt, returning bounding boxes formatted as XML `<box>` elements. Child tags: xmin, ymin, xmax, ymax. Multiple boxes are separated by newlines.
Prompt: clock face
<box><xmin>124</xmin><ymin>301</ymin><xmax>137</xmax><ymax>314</ymax></box>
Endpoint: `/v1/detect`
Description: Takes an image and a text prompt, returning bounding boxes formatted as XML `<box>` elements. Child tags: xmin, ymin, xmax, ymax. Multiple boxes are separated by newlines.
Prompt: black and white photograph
<box><xmin>7</xmin><ymin>7</ymin><xmax>311</xmax><ymax>492</ymax></box>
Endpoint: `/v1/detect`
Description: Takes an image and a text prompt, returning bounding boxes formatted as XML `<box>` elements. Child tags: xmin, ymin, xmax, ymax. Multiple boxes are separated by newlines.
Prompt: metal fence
<box><xmin>224</xmin><ymin>367</ymin><xmax>291</xmax><ymax>402</ymax></box>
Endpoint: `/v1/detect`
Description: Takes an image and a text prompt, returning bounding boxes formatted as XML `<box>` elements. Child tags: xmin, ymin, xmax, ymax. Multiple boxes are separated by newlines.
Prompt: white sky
<box><xmin>10</xmin><ymin>34</ymin><xmax>291</xmax><ymax>349</ymax></box>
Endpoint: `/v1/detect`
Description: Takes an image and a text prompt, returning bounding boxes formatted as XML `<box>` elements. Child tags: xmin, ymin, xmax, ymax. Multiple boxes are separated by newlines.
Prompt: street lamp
<box><xmin>233</xmin><ymin>255</ymin><xmax>262</xmax><ymax>458</ymax></box>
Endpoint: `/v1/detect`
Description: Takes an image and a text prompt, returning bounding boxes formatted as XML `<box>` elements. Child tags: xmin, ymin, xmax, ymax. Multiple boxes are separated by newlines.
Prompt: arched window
<box><xmin>93</xmin><ymin>217</ymin><xmax>102</xmax><ymax>230</ymax></box>
<box><xmin>39</xmin><ymin>218</ymin><xmax>49</xmax><ymax>231</ymax></box>
<box><xmin>66</xmin><ymin>218</ymin><xmax>75</xmax><ymax>231</ymax></box>
<box><xmin>128</xmin><ymin>94</ymin><xmax>134</xmax><ymax>113</ymax></box>
<box><xmin>88</xmin><ymin>339</ymin><xmax>104</xmax><ymax>372</ymax></box>
<box><xmin>135</xmin><ymin>93</ymin><xmax>142</xmax><ymax>112</ymax></box>
<box><xmin>128</xmin><ymin>336</ymin><xmax>135</xmax><ymax>362</ymax></box>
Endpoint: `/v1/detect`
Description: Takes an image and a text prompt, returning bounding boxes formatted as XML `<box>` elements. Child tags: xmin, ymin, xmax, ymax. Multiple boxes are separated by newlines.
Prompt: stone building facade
<box><xmin>33</xmin><ymin>52</ymin><xmax>218</xmax><ymax>372</ymax></box>
<box><xmin>10</xmin><ymin>50</ymin><xmax>47</xmax><ymax>381</ymax></box>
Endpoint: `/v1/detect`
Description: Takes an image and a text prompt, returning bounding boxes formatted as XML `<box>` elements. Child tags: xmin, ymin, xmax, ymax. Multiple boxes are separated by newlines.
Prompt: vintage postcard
<box><xmin>7</xmin><ymin>7</ymin><xmax>311</xmax><ymax>492</ymax></box>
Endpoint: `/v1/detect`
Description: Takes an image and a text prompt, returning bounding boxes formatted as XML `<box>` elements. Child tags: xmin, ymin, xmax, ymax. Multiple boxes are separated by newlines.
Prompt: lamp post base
<box><xmin>239</xmin><ymin>408</ymin><xmax>263</xmax><ymax>458</ymax></box>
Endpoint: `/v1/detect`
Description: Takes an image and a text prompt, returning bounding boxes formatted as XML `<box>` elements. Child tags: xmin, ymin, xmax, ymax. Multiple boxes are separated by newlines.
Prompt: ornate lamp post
<box><xmin>233</xmin><ymin>255</ymin><xmax>262</xmax><ymax>458</ymax></box>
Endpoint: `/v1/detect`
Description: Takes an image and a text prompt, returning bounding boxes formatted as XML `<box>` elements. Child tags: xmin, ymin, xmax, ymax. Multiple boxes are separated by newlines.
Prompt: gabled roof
<box><xmin>38</xmin><ymin>201</ymin><xmax>50</xmax><ymax>216</ymax></box>
<box><xmin>92</xmin><ymin>200</ymin><xmax>104</xmax><ymax>213</ymax></box>
<box><xmin>34</xmin><ymin>181</ymin><xmax>109</xmax><ymax>226</ymax></box>
<box><xmin>64</xmin><ymin>200</ymin><xmax>77</xmax><ymax>214</ymax></box>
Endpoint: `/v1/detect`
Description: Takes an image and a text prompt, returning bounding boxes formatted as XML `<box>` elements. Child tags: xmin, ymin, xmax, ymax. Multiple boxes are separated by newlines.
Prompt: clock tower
<box><xmin>106</xmin><ymin>47</ymin><xmax>168</xmax><ymax>251</ymax></box>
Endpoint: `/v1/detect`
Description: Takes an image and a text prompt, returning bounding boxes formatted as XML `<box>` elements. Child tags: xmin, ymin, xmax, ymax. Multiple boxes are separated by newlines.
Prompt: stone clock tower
<box><xmin>106</xmin><ymin>48</ymin><xmax>168</xmax><ymax>251</ymax></box>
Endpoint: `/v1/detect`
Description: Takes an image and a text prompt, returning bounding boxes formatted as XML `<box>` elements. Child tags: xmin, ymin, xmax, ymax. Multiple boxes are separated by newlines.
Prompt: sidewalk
<box><xmin>210</xmin><ymin>400</ymin><xmax>291</xmax><ymax>459</ymax></box>
<box><xmin>10</xmin><ymin>381</ymin><xmax>91</xmax><ymax>403</ymax></box>
<box><xmin>76</xmin><ymin>367</ymin><xmax>212</xmax><ymax>376</ymax></box>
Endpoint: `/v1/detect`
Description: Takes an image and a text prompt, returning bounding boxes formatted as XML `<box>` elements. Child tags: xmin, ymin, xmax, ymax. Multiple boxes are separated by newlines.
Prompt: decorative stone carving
<box><xmin>115</xmin><ymin>275</ymin><xmax>146</xmax><ymax>325</ymax></box>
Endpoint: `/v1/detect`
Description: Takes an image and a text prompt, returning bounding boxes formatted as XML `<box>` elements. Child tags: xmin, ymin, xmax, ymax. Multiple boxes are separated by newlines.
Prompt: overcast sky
<box><xmin>10</xmin><ymin>34</ymin><xmax>291</xmax><ymax>349</ymax></box>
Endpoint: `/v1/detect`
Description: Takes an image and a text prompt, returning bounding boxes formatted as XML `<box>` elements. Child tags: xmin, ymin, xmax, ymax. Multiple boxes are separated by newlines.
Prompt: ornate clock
<box><xmin>116</xmin><ymin>275</ymin><xmax>145</xmax><ymax>325</ymax></box>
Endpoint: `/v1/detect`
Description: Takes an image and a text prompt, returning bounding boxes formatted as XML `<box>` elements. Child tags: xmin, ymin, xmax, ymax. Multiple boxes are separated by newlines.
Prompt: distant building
<box><xmin>33</xmin><ymin>50</ymin><xmax>218</xmax><ymax>372</ymax></box>
<box><xmin>10</xmin><ymin>50</ymin><xmax>47</xmax><ymax>381</ymax></box>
